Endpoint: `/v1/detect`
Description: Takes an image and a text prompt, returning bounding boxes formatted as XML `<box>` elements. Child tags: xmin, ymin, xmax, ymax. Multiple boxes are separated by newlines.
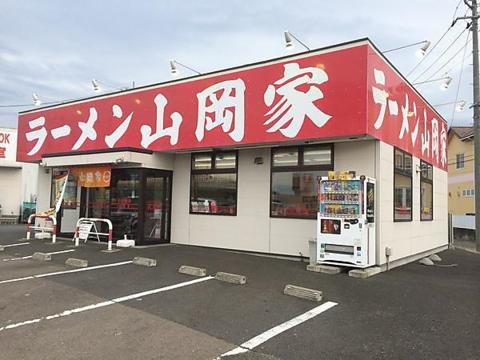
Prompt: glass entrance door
<box><xmin>143</xmin><ymin>170</ymin><xmax>171</xmax><ymax>243</ymax></box>
<box><xmin>106</xmin><ymin>168</ymin><xmax>172</xmax><ymax>244</ymax></box>
<box><xmin>110</xmin><ymin>170</ymin><xmax>141</xmax><ymax>240</ymax></box>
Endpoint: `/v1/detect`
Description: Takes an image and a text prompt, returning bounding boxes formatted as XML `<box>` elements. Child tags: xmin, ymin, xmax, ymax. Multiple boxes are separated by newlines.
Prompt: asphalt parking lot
<box><xmin>0</xmin><ymin>224</ymin><xmax>479</xmax><ymax>360</ymax></box>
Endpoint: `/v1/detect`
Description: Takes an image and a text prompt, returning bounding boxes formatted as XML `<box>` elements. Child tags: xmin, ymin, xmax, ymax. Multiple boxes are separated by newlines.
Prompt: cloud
<box><xmin>0</xmin><ymin>0</ymin><xmax>472</xmax><ymax>128</ymax></box>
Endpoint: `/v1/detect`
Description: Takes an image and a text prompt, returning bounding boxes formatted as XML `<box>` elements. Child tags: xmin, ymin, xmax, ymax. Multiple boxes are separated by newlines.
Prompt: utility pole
<box><xmin>455</xmin><ymin>1</ymin><xmax>479</xmax><ymax>251</ymax></box>
<box><xmin>470</xmin><ymin>0</ymin><xmax>480</xmax><ymax>252</ymax></box>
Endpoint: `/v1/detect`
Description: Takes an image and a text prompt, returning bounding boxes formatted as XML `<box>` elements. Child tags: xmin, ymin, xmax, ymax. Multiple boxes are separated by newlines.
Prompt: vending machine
<box><xmin>317</xmin><ymin>173</ymin><xmax>376</xmax><ymax>268</ymax></box>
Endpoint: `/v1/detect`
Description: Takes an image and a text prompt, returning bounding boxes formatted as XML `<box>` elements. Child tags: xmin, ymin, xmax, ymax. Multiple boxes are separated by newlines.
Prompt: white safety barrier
<box><xmin>26</xmin><ymin>214</ymin><xmax>57</xmax><ymax>244</ymax></box>
<box><xmin>73</xmin><ymin>218</ymin><xmax>114</xmax><ymax>251</ymax></box>
<box><xmin>452</xmin><ymin>214</ymin><xmax>475</xmax><ymax>230</ymax></box>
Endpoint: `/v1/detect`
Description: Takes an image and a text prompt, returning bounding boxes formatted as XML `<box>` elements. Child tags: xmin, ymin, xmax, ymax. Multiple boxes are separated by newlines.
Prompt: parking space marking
<box><xmin>218</xmin><ymin>301</ymin><xmax>338</xmax><ymax>358</ymax></box>
<box><xmin>0</xmin><ymin>260</ymin><xmax>133</xmax><ymax>284</ymax></box>
<box><xmin>0</xmin><ymin>276</ymin><xmax>214</xmax><ymax>333</ymax></box>
<box><xmin>1</xmin><ymin>249</ymin><xmax>75</xmax><ymax>262</ymax></box>
<box><xmin>2</xmin><ymin>242</ymin><xmax>30</xmax><ymax>248</ymax></box>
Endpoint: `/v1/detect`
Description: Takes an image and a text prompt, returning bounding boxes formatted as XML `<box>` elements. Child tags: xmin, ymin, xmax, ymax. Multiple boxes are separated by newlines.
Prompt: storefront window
<box><xmin>271</xmin><ymin>145</ymin><xmax>333</xmax><ymax>219</ymax></box>
<box><xmin>190</xmin><ymin>152</ymin><xmax>237</xmax><ymax>215</ymax></box>
<box><xmin>394</xmin><ymin>148</ymin><xmax>412</xmax><ymax>221</ymax></box>
<box><xmin>420</xmin><ymin>160</ymin><xmax>433</xmax><ymax>221</ymax></box>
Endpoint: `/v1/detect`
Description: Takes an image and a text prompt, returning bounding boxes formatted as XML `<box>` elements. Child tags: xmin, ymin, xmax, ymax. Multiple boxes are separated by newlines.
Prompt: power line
<box><xmin>450</xmin><ymin>29</ymin><xmax>472</xmax><ymax>127</ymax></box>
<box><xmin>452</xmin><ymin>0</ymin><xmax>464</xmax><ymax>22</ymax></box>
<box><xmin>424</xmin><ymin>36</ymin><xmax>472</xmax><ymax>82</ymax></box>
<box><xmin>406</xmin><ymin>25</ymin><xmax>456</xmax><ymax>77</ymax></box>
<box><xmin>412</xmin><ymin>25</ymin><xmax>470</xmax><ymax>82</ymax></box>
<box><xmin>0</xmin><ymin>101</ymin><xmax>61</xmax><ymax>108</ymax></box>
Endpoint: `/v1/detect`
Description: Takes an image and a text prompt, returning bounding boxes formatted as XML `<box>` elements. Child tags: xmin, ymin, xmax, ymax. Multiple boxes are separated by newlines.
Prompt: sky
<box><xmin>0</xmin><ymin>0</ymin><xmax>474</xmax><ymax>129</ymax></box>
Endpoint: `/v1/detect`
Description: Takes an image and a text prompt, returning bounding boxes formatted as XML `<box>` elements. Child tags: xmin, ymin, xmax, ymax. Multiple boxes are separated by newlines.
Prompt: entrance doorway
<box><xmin>53</xmin><ymin>167</ymin><xmax>172</xmax><ymax>244</ymax></box>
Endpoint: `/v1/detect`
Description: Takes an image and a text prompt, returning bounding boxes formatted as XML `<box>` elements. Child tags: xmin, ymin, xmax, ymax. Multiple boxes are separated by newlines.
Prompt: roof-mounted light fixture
<box><xmin>91</xmin><ymin>79</ymin><xmax>101</xmax><ymax>92</ymax></box>
<box><xmin>32</xmin><ymin>93</ymin><xmax>41</xmax><ymax>106</ymax></box>
<box><xmin>413</xmin><ymin>74</ymin><xmax>453</xmax><ymax>90</ymax></box>
<box><xmin>283</xmin><ymin>30</ymin><xmax>310</xmax><ymax>51</ymax></box>
<box><xmin>382</xmin><ymin>40</ymin><xmax>430</xmax><ymax>57</ymax></box>
<box><xmin>169</xmin><ymin>59</ymin><xmax>201</xmax><ymax>77</ymax></box>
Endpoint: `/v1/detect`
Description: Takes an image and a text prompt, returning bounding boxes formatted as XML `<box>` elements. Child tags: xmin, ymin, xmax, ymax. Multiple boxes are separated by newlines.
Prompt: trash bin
<box><xmin>308</xmin><ymin>238</ymin><xmax>317</xmax><ymax>265</ymax></box>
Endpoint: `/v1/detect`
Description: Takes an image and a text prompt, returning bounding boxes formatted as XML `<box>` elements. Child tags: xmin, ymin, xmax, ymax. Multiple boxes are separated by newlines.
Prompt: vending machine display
<box><xmin>317</xmin><ymin>174</ymin><xmax>376</xmax><ymax>268</ymax></box>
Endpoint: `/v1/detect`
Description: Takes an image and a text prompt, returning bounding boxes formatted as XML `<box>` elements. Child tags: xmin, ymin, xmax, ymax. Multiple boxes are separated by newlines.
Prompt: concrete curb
<box><xmin>283</xmin><ymin>284</ymin><xmax>323</xmax><ymax>302</ymax></box>
<box><xmin>348</xmin><ymin>266</ymin><xmax>381</xmax><ymax>279</ymax></box>
<box><xmin>0</xmin><ymin>246</ymin><xmax>4</xmax><ymax>252</ymax></box>
<box><xmin>132</xmin><ymin>257</ymin><xmax>157</xmax><ymax>267</ymax></box>
<box><xmin>178</xmin><ymin>265</ymin><xmax>207</xmax><ymax>277</ymax></box>
<box><xmin>65</xmin><ymin>258</ymin><xmax>88</xmax><ymax>268</ymax></box>
<box><xmin>306</xmin><ymin>264</ymin><xmax>342</xmax><ymax>274</ymax></box>
<box><xmin>215</xmin><ymin>272</ymin><xmax>247</xmax><ymax>285</ymax></box>
<box><xmin>32</xmin><ymin>252</ymin><xmax>51</xmax><ymax>261</ymax></box>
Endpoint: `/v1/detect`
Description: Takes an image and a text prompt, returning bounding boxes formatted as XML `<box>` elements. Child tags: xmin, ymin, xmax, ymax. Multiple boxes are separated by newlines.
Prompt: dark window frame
<box><xmin>189</xmin><ymin>151</ymin><xmax>239</xmax><ymax>216</ymax></box>
<box><xmin>420</xmin><ymin>160</ymin><xmax>433</xmax><ymax>221</ymax></box>
<box><xmin>456</xmin><ymin>153</ymin><xmax>465</xmax><ymax>169</ymax></box>
<box><xmin>393</xmin><ymin>148</ymin><xmax>413</xmax><ymax>222</ymax></box>
<box><xmin>270</xmin><ymin>144</ymin><xmax>334</xmax><ymax>220</ymax></box>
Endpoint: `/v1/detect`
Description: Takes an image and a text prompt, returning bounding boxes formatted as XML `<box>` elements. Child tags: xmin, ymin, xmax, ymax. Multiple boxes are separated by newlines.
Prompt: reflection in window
<box><xmin>191</xmin><ymin>174</ymin><xmax>237</xmax><ymax>215</ymax></box>
<box><xmin>394</xmin><ymin>148</ymin><xmax>412</xmax><ymax>221</ymax></box>
<box><xmin>190</xmin><ymin>152</ymin><xmax>237</xmax><ymax>215</ymax></box>
<box><xmin>420</xmin><ymin>161</ymin><xmax>433</xmax><ymax>221</ymax></box>
<box><xmin>272</xmin><ymin>171</ymin><xmax>327</xmax><ymax>218</ymax></box>
<box><xmin>110</xmin><ymin>171</ymin><xmax>140</xmax><ymax>239</ymax></box>
<box><xmin>273</xmin><ymin>149</ymin><xmax>298</xmax><ymax>167</ymax></box>
<box><xmin>271</xmin><ymin>145</ymin><xmax>333</xmax><ymax>219</ymax></box>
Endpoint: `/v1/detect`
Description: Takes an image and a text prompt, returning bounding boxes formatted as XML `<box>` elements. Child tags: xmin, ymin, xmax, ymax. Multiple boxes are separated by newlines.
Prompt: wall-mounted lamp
<box><xmin>433</xmin><ymin>99</ymin><xmax>466</xmax><ymax>112</ymax></box>
<box><xmin>90</xmin><ymin>78</ymin><xmax>132</xmax><ymax>92</ymax></box>
<box><xmin>283</xmin><ymin>30</ymin><xmax>310</xmax><ymax>51</ymax></box>
<box><xmin>92</xmin><ymin>79</ymin><xmax>101</xmax><ymax>92</ymax></box>
<box><xmin>32</xmin><ymin>93</ymin><xmax>41</xmax><ymax>106</ymax></box>
<box><xmin>382</xmin><ymin>40</ymin><xmax>430</xmax><ymax>57</ymax></box>
<box><xmin>115</xmin><ymin>157</ymin><xmax>125</xmax><ymax>164</ymax></box>
<box><xmin>413</xmin><ymin>74</ymin><xmax>453</xmax><ymax>90</ymax></box>
<box><xmin>415</xmin><ymin>163</ymin><xmax>429</xmax><ymax>174</ymax></box>
<box><xmin>169</xmin><ymin>59</ymin><xmax>201</xmax><ymax>77</ymax></box>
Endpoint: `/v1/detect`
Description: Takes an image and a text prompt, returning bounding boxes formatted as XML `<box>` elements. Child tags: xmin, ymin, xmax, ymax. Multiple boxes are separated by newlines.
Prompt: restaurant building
<box><xmin>16</xmin><ymin>38</ymin><xmax>448</xmax><ymax>269</ymax></box>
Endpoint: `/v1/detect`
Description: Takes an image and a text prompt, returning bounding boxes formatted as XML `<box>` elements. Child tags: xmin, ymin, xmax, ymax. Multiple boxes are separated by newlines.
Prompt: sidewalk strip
<box><xmin>2</xmin><ymin>242</ymin><xmax>30</xmax><ymax>248</ymax></box>
<box><xmin>219</xmin><ymin>301</ymin><xmax>338</xmax><ymax>358</ymax></box>
<box><xmin>0</xmin><ymin>276</ymin><xmax>214</xmax><ymax>332</ymax></box>
<box><xmin>0</xmin><ymin>261</ymin><xmax>133</xmax><ymax>284</ymax></box>
<box><xmin>1</xmin><ymin>249</ymin><xmax>75</xmax><ymax>262</ymax></box>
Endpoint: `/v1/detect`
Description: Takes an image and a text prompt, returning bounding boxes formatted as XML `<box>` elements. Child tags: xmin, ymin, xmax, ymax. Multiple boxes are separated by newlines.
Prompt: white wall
<box><xmin>0</xmin><ymin>127</ymin><xmax>39</xmax><ymax>215</ymax></box>
<box><xmin>36</xmin><ymin>167</ymin><xmax>52</xmax><ymax>213</ymax></box>
<box><xmin>21</xmin><ymin>163</ymin><xmax>39</xmax><ymax>202</ymax></box>
<box><xmin>171</xmin><ymin>140</ymin><xmax>377</xmax><ymax>256</ymax></box>
<box><xmin>0</xmin><ymin>168</ymin><xmax>22</xmax><ymax>216</ymax></box>
<box><xmin>376</xmin><ymin>142</ymin><xmax>448</xmax><ymax>265</ymax></box>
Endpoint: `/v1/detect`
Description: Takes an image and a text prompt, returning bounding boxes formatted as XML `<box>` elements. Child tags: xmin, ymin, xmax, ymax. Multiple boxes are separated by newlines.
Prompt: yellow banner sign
<box><xmin>72</xmin><ymin>166</ymin><xmax>111</xmax><ymax>188</ymax></box>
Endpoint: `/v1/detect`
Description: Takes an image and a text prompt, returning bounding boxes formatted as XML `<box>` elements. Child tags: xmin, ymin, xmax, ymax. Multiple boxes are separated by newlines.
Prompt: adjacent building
<box><xmin>448</xmin><ymin>126</ymin><xmax>474</xmax><ymax>215</ymax></box>
<box><xmin>16</xmin><ymin>38</ymin><xmax>448</xmax><ymax>269</ymax></box>
<box><xmin>0</xmin><ymin>127</ymin><xmax>38</xmax><ymax>220</ymax></box>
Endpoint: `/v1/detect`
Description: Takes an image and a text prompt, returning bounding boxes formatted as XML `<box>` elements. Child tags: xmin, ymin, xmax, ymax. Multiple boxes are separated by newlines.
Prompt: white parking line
<box><xmin>1</xmin><ymin>249</ymin><xmax>75</xmax><ymax>262</ymax></box>
<box><xmin>0</xmin><ymin>276</ymin><xmax>214</xmax><ymax>332</ymax></box>
<box><xmin>2</xmin><ymin>242</ymin><xmax>30</xmax><ymax>248</ymax></box>
<box><xmin>218</xmin><ymin>301</ymin><xmax>338</xmax><ymax>358</ymax></box>
<box><xmin>0</xmin><ymin>260</ymin><xmax>133</xmax><ymax>284</ymax></box>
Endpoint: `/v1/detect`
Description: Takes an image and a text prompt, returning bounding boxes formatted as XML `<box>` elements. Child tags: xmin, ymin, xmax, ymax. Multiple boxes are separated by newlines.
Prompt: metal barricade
<box><xmin>73</xmin><ymin>217</ymin><xmax>114</xmax><ymax>251</ymax></box>
<box><xmin>26</xmin><ymin>214</ymin><xmax>57</xmax><ymax>243</ymax></box>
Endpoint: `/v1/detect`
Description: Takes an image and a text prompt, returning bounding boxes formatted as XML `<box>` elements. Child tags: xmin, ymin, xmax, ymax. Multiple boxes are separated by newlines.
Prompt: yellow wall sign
<box><xmin>72</xmin><ymin>166</ymin><xmax>111</xmax><ymax>188</ymax></box>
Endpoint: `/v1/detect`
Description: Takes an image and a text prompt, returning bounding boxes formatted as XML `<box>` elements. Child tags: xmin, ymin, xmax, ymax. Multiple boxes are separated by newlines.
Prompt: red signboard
<box><xmin>16</xmin><ymin>43</ymin><xmax>368</xmax><ymax>162</ymax></box>
<box><xmin>366</xmin><ymin>47</ymin><xmax>447</xmax><ymax>171</ymax></box>
<box><xmin>16</xmin><ymin>39</ymin><xmax>447</xmax><ymax>171</ymax></box>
